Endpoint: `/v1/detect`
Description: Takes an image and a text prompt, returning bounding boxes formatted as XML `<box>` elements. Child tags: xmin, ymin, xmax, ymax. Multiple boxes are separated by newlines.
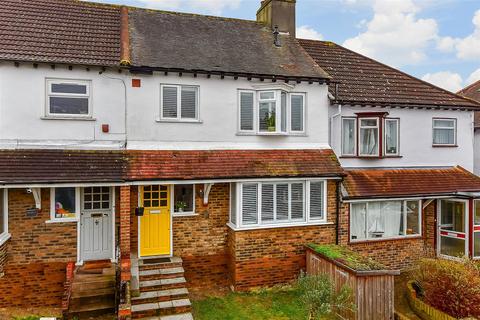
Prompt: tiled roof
<box><xmin>458</xmin><ymin>81</ymin><xmax>480</xmax><ymax>128</ymax></box>
<box><xmin>343</xmin><ymin>167</ymin><xmax>480</xmax><ymax>199</ymax></box>
<box><xmin>128</xmin><ymin>8</ymin><xmax>329</xmax><ymax>80</ymax></box>
<box><xmin>0</xmin><ymin>150</ymin><xmax>126</xmax><ymax>184</ymax></box>
<box><xmin>298</xmin><ymin>39</ymin><xmax>480</xmax><ymax>109</ymax></box>
<box><xmin>126</xmin><ymin>149</ymin><xmax>344</xmax><ymax>181</ymax></box>
<box><xmin>0</xmin><ymin>0</ymin><xmax>121</xmax><ymax>66</ymax></box>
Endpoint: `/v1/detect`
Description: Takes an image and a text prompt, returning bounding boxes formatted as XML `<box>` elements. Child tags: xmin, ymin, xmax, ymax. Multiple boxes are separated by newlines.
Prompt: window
<box><xmin>46</xmin><ymin>79</ymin><xmax>91</xmax><ymax>117</ymax></box>
<box><xmin>161</xmin><ymin>84</ymin><xmax>199</xmax><ymax>121</ymax></box>
<box><xmin>50</xmin><ymin>187</ymin><xmax>79</xmax><ymax>221</ymax></box>
<box><xmin>173</xmin><ymin>184</ymin><xmax>195</xmax><ymax>214</ymax></box>
<box><xmin>83</xmin><ymin>187</ymin><xmax>110</xmax><ymax>210</ymax></box>
<box><xmin>238</xmin><ymin>90</ymin><xmax>305</xmax><ymax>135</ymax></box>
<box><xmin>474</xmin><ymin>200</ymin><xmax>480</xmax><ymax>258</ymax></box>
<box><xmin>433</xmin><ymin>118</ymin><xmax>456</xmax><ymax>146</ymax></box>
<box><xmin>0</xmin><ymin>189</ymin><xmax>8</xmax><ymax>243</ymax></box>
<box><xmin>342</xmin><ymin>118</ymin><xmax>356</xmax><ymax>156</ymax></box>
<box><xmin>350</xmin><ymin>200</ymin><xmax>421</xmax><ymax>241</ymax></box>
<box><xmin>384</xmin><ymin>119</ymin><xmax>399</xmax><ymax>155</ymax></box>
<box><xmin>229</xmin><ymin>180</ymin><xmax>326</xmax><ymax>229</ymax></box>
<box><xmin>359</xmin><ymin>118</ymin><xmax>379</xmax><ymax>156</ymax></box>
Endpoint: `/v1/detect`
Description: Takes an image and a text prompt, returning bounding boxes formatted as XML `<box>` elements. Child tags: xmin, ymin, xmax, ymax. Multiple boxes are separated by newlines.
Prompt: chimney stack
<box><xmin>257</xmin><ymin>0</ymin><xmax>296</xmax><ymax>38</ymax></box>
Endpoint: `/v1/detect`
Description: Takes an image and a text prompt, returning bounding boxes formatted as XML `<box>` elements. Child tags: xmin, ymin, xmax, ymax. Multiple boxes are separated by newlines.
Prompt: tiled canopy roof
<box><xmin>0</xmin><ymin>0</ymin><xmax>121</xmax><ymax>66</ymax></box>
<box><xmin>126</xmin><ymin>149</ymin><xmax>344</xmax><ymax>181</ymax></box>
<box><xmin>298</xmin><ymin>39</ymin><xmax>480</xmax><ymax>109</ymax></box>
<box><xmin>0</xmin><ymin>150</ymin><xmax>126</xmax><ymax>184</ymax></box>
<box><xmin>343</xmin><ymin>167</ymin><xmax>480</xmax><ymax>200</ymax></box>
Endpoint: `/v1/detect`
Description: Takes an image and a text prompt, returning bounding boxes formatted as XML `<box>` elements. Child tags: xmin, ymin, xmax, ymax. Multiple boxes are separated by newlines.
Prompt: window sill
<box><xmin>45</xmin><ymin>218</ymin><xmax>78</xmax><ymax>224</ymax></box>
<box><xmin>340</xmin><ymin>155</ymin><xmax>403</xmax><ymax>159</ymax></box>
<box><xmin>156</xmin><ymin>118</ymin><xmax>203</xmax><ymax>124</ymax></box>
<box><xmin>349</xmin><ymin>234</ymin><xmax>422</xmax><ymax>244</ymax></box>
<box><xmin>41</xmin><ymin>116</ymin><xmax>96</xmax><ymax>121</ymax></box>
<box><xmin>172</xmin><ymin>212</ymin><xmax>198</xmax><ymax>217</ymax></box>
<box><xmin>432</xmin><ymin>144</ymin><xmax>458</xmax><ymax>148</ymax></box>
<box><xmin>236</xmin><ymin>132</ymin><xmax>307</xmax><ymax>137</ymax></box>
<box><xmin>227</xmin><ymin>221</ymin><xmax>333</xmax><ymax>231</ymax></box>
<box><xmin>0</xmin><ymin>233</ymin><xmax>11</xmax><ymax>246</ymax></box>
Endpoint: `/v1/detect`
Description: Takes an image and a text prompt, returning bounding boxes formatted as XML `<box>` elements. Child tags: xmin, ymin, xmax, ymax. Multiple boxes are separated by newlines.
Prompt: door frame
<box><xmin>78</xmin><ymin>186</ymin><xmax>116</xmax><ymax>264</ymax></box>
<box><xmin>137</xmin><ymin>185</ymin><xmax>173</xmax><ymax>258</ymax></box>
<box><xmin>436</xmin><ymin>198</ymin><xmax>469</xmax><ymax>260</ymax></box>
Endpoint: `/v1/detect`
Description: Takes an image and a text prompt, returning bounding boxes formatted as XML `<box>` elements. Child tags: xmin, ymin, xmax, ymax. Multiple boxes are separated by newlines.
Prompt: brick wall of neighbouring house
<box><xmin>339</xmin><ymin>200</ymin><xmax>436</xmax><ymax>270</ymax></box>
<box><xmin>229</xmin><ymin>181</ymin><xmax>339</xmax><ymax>290</ymax></box>
<box><xmin>0</xmin><ymin>240</ymin><xmax>7</xmax><ymax>276</ymax></box>
<box><xmin>0</xmin><ymin>189</ymin><xmax>77</xmax><ymax>307</ymax></box>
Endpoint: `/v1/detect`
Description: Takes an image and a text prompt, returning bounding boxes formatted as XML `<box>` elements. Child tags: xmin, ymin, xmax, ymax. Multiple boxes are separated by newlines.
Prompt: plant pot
<box><xmin>267</xmin><ymin>126</ymin><xmax>276</xmax><ymax>132</ymax></box>
<box><xmin>178</xmin><ymin>208</ymin><xmax>184</xmax><ymax>213</ymax></box>
<box><xmin>135</xmin><ymin>207</ymin><xmax>144</xmax><ymax>216</ymax></box>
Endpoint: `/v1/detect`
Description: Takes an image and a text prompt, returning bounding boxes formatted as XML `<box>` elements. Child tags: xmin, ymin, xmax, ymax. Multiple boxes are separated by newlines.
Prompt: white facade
<box><xmin>475</xmin><ymin>130</ymin><xmax>480</xmax><ymax>175</ymax></box>
<box><xmin>330</xmin><ymin>104</ymin><xmax>475</xmax><ymax>171</ymax></box>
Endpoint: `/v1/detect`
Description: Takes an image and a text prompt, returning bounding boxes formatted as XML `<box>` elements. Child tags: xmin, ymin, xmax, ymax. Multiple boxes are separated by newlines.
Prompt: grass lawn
<box><xmin>192</xmin><ymin>288</ymin><xmax>310</xmax><ymax>320</ymax></box>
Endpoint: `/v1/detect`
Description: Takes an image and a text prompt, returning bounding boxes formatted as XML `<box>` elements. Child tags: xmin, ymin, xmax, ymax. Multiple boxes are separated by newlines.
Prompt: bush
<box><xmin>296</xmin><ymin>272</ymin><xmax>354</xmax><ymax>320</ymax></box>
<box><xmin>412</xmin><ymin>258</ymin><xmax>480</xmax><ymax>318</ymax></box>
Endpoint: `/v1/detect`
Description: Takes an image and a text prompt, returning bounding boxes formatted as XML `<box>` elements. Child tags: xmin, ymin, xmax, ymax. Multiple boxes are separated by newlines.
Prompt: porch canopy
<box><xmin>125</xmin><ymin>149</ymin><xmax>345</xmax><ymax>181</ymax></box>
<box><xmin>343</xmin><ymin>166</ymin><xmax>480</xmax><ymax>200</ymax></box>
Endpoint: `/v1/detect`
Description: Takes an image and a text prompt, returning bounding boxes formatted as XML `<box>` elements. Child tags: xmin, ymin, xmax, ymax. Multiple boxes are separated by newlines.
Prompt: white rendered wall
<box><xmin>126</xmin><ymin>72</ymin><xmax>331</xmax><ymax>150</ymax></box>
<box><xmin>329</xmin><ymin>104</ymin><xmax>475</xmax><ymax>171</ymax></box>
<box><xmin>0</xmin><ymin>63</ymin><xmax>126</xmax><ymax>149</ymax></box>
<box><xmin>475</xmin><ymin>129</ymin><xmax>480</xmax><ymax>175</ymax></box>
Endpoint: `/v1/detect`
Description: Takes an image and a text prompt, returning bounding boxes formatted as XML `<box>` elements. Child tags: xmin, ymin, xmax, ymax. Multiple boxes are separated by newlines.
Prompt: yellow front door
<box><xmin>139</xmin><ymin>185</ymin><xmax>171</xmax><ymax>256</ymax></box>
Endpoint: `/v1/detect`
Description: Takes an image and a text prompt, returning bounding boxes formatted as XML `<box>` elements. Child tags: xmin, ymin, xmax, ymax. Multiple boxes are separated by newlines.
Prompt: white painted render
<box><xmin>475</xmin><ymin>129</ymin><xmax>480</xmax><ymax>175</ymax></box>
<box><xmin>330</xmin><ymin>104</ymin><xmax>475</xmax><ymax>171</ymax></box>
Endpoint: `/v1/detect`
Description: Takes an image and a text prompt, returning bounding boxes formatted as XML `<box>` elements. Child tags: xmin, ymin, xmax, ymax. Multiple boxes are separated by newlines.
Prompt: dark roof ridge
<box><xmin>458</xmin><ymin>79</ymin><xmax>480</xmax><ymax>95</ymax></box>
<box><xmin>299</xmin><ymin>38</ymin><xmax>480</xmax><ymax>108</ymax></box>
<box><xmin>344</xmin><ymin>166</ymin><xmax>456</xmax><ymax>171</ymax></box>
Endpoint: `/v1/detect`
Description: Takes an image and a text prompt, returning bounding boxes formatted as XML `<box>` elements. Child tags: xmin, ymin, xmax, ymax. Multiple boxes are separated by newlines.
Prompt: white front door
<box><xmin>80</xmin><ymin>187</ymin><xmax>113</xmax><ymax>261</ymax></box>
<box><xmin>437</xmin><ymin>199</ymin><xmax>469</xmax><ymax>259</ymax></box>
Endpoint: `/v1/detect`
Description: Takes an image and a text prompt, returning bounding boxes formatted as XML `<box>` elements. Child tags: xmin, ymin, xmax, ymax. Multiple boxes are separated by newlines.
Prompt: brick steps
<box><xmin>133</xmin><ymin>257</ymin><xmax>192</xmax><ymax>320</ymax></box>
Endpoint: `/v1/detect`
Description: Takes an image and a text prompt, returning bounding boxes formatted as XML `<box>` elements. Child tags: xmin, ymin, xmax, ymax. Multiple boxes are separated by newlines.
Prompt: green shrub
<box><xmin>296</xmin><ymin>272</ymin><xmax>354</xmax><ymax>320</ymax></box>
<box><xmin>412</xmin><ymin>258</ymin><xmax>480</xmax><ymax>318</ymax></box>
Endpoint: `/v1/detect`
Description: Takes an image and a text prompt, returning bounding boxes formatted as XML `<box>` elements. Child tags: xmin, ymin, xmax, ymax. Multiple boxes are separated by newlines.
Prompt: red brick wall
<box><xmin>0</xmin><ymin>240</ymin><xmax>7</xmax><ymax>276</ymax></box>
<box><xmin>339</xmin><ymin>200</ymin><xmax>436</xmax><ymax>269</ymax></box>
<box><xmin>0</xmin><ymin>189</ymin><xmax>77</xmax><ymax>307</ymax></box>
<box><xmin>229</xmin><ymin>181</ymin><xmax>339</xmax><ymax>290</ymax></box>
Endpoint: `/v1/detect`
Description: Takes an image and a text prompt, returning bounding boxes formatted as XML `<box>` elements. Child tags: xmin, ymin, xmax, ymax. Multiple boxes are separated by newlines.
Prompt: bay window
<box><xmin>359</xmin><ymin>118</ymin><xmax>379</xmax><ymax>156</ymax></box>
<box><xmin>433</xmin><ymin>118</ymin><xmax>456</xmax><ymax>146</ymax></box>
<box><xmin>350</xmin><ymin>200</ymin><xmax>421</xmax><ymax>241</ymax></box>
<box><xmin>239</xmin><ymin>89</ymin><xmax>305</xmax><ymax>135</ymax></box>
<box><xmin>229</xmin><ymin>180</ymin><xmax>326</xmax><ymax>229</ymax></box>
<box><xmin>342</xmin><ymin>118</ymin><xmax>356</xmax><ymax>156</ymax></box>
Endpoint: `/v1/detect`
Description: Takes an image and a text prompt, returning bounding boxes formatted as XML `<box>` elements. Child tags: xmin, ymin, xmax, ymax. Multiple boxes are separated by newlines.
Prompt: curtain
<box><xmin>433</xmin><ymin>128</ymin><xmax>454</xmax><ymax>144</ymax></box>
<box><xmin>351</xmin><ymin>203</ymin><xmax>367</xmax><ymax>240</ymax></box>
<box><xmin>360</xmin><ymin>128</ymin><xmax>378</xmax><ymax>155</ymax></box>
<box><xmin>342</xmin><ymin>119</ymin><xmax>355</xmax><ymax>155</ymax></box>
<box><xmin>382</xmin><ymin>201</ymin><xmax>403</xmax><ymax>237</ymax></box>
<box><xmin>367</xmin><ymin>202</ymin><xmax>384</xmax><ymax>237</ymax></box>
<box><xmin>385</xmin><ymin>120</ymin><xmax>398</xmax><ymax>154</ymax></box>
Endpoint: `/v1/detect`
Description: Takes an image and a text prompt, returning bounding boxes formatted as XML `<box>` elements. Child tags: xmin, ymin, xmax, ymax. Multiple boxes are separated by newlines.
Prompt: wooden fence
<box><xmin>306</xmin><ymin>247</ymin><xmax>400</xmax><ymax>320</ymax></box>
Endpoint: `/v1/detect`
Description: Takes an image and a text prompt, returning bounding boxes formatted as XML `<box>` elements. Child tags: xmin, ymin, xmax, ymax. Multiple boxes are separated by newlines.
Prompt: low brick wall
<box><xmin>406</xmin><ymin>281</ymin><xmax>455</xmax><ymax>320</ymax></box>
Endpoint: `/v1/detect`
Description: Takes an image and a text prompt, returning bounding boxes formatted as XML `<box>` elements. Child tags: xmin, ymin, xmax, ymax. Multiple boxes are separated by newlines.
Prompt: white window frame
<box><xmin>238</xmin><ymin>89</ymin><xmax>306</xmax><ymax>136</ymax></box>
<box><xmin>384</xmin><ymin>118</ymin><xmax>400</xmax><ymax>156</ymax></box>
<box><xmin>0</xmin><ymin>189</ymin><xmax>10</xmax><ymax>246</ymax></box>
<box><xmin>341</xmin><ymin>117</ymin><xmax>357</xmax><ymax>156</ymax></box>
<box><xmin>229</xmin><ymin>179</ymin><xmax>328</xmax><ymax>230</ymax></box>
<box><xmin>473</xmin><ymin>199</ymin><xmax>480</xmax><ymax>259</ymax></box>
<box><xmin>358</xmin><ymin>117</ymin><xmax>380</xmax><ymax>157</ymax></box>
<box><xmin>172</xmin><ymin>184</ymin><xmax>196</xmax><ymax>216</ymax></box>
<box><xmin>160</xmin><ymin>84</ymin><xmax>200</xmax><ymax>122</ymax></box>
<box><xmin>349</xmin><ymin>199</ymin><xmax>422</xmax><ymax>242</ymax></box>
<box><xmin>45</xmin><ymin>79</ymin><xmax>92</xmax><ymax>118</ymax></box>
<box><xmin>432</xmin><ymin>118</ymin><xmax>457</xmax><ymax>146</ymax></box>
<box><xmin>49</xmin><ymin>187</ymin><xmax>81</xmax><ymax>223</ymax></box>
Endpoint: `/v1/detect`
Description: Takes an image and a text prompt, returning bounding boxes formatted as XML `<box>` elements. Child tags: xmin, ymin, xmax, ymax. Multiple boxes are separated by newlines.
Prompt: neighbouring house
<box><xmin>458</xmin><ymin>80</ymin><xmax>480</xmax><ymax>175</ymax></box>
<box><xmin>299</xmin><ymin>40</ymin><xmax>480</xmax><ymax>268</ymax></box>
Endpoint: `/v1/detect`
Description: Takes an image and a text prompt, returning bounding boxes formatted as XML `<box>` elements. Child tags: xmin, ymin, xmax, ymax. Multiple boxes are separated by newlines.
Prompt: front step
<box><xmin>133</xmin><ymin>257</ymin><xmax>192</xmax><ymax>320</ymax></box>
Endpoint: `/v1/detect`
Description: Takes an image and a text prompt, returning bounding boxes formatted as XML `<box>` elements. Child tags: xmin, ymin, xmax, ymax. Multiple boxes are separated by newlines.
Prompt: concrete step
<box><xmin>139</xmin><ymin>257</ymin><xmax>183</xmax><ymax>271</ymax></box>
<box><xmin>131</xmin><ymin>299</ymin><xmax>191</xmax><ymax>319</ymax></box>
<box><xmin>139</xmin><ymin>267</ymin><xmax>185</xmax><ymax>281</ymax></box>
<box><xmin>139</xmin><ymin>277</ymin><xmax>187</xmax><ymax>292</ymax></box>
<box><xmin>132</xmin><ymin>288</ymin><xmax>189</xmax><ymax>304</ymax></box>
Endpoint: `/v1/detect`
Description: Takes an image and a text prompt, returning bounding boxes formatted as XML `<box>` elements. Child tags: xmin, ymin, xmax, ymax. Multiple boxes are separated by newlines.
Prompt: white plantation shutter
<box><xmin>290</xmin><ymin>183</ymin><xmax>304</xmax><ymax>220</ymax></box>
<box><xmin>291</xmin><ymin>94</ymin><xmax>304</xmax><ymax>132</ymax></box>
<box><xmin>309</xmin><ymin>181</ymin><xmax>324</xmax><ymax>220</ymax></box>
<box><xmin>242</xmin><ymin>184</ymin><xmax>258</xmax><ymax>225</ymax></box>
<box><xmin>162</xmin><ymin>86</ymin><xmax>178</xmax><ymax>118</ymax></box>
<box><xmin>240</xmin><ymin>91</ymin><xmax>254</xmax><ymax>131</ymax></box>
<box><xmin>276</xmin><ymin>184</ymin><xmax>289</xmax><ymax>221</ymax></box>
<box><xmin>181</xmin><ymin>86</ymin><xmax>197</xmax><ymax>119</ymax></box>
<box><xmin>261</xmin><ymin>184</ymin><xmax>274</xmax><ymax>222</ymax></box>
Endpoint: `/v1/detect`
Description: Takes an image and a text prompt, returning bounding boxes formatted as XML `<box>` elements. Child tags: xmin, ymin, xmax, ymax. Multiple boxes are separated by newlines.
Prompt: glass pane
<box><xmin>160</xmin><ymin>200</ymin><xmax>167</xmax><ymax>207</ymax></box>
<box><xmin>242</xmin><ymin>184</ymin><xmax>258</xmax><ymax>225</ymax></box>
<box><xmin>381</xmin><ymin>201</ymin><xmax>403</xmax><ymax>237</ymax></box>
<box><xmin>162</xmin><ymin>86</ymin><xmax>178</xmax><ymax>118</ymax></box>
<box><xmin>406</xmin><ymin>201</ymin><xmax>420</xmax><ymax>235</ymax></box>
<box><xmin>259</xmin><ymin>101</ymin><xmax>276</xmax><ymax>132</ymax></box>
<box><xmin>434</xmin><ymin>119</ymin><xmax>455</xmax><ymax>128</ymax></box>
<box><xmin>174</xmin><ymin>184</ymin><xmax>194</xmax><ymax>213</ymax></box>
<box><xmin>474</xmin><ymin>233</ymin><xmax>480</xmax><ymax>257</ymax></box>
<box><xmin>152</xmin><ymin>200</ymin><xmax>159</xmax><ymax>207</ymax></box>
<box><xmin>260</xmin><ymin>91</ymin><xmax>275</xmax><ymax>100</ymax></box>
<box><xmin>261</xmin><ymin>184</ymin><xmax>274</xmax><ymax>222</ymax></box>
<box><xmin>51</xmin><ymin>83</ymin><xmax>87</xmax><ymax>94</ymax></box>
<box><xmin>360</xmin><ymin>119</ymin><xmax>377</xmax><ymax>127</ymax></box>
<box><xmin>55</xmin><ymin>187</ymin><xmax>76</xmax><ymax>219</ymax></box>
<box><xmin>276</xmin><ymin>184</ymin><xmax>289</xmax><ymax>221</ymax></box>
<box><xmin>290</xmin><ymin>183</ymin><xmax>304</xmax><ymax>220</ymax></box>
<box><xmin>281</xmin><ymin>92</ymin><xmax>287</xmax><ymax>132</ymax></box>
<box><xmin>290</xmin><ymin>94</ymin><xmax>304</xmax><ymax>132</ymax></box>
<box><xmin>475</xmin><ymin>201</ymin><xmax>480</xmax><ymax>225</ymax></box>
<box><xmin>440</xmin><ymin>236</ymin><xmax>465</xmax><ymax>257</ymax></box>
<box><xmin>309</xmin><ymin>182</ymin><xmax>324</xmax><ymax>220</ymax></box>
<box><xmin>230</xmin><ymin>183</ymin><xmax>237</xmax><ymax>225</ymax></box>
<box><xmin>351</xmin><ymin>203</ymin><xmax>366</xmax><ymax>240</ymax></box>
<box><xmin>181</xmin><ymin>87</ymin><xmax>197</xmax><ymax>119</ymax></box>
<box><xmin>433</xmin><ymin>128</ymin><xmax>454</xmax><ymax>145</ymax></box>
<box><xmin>342</xmin><ymin>119</ymin><xmax>355</xmax><ymax>155</ymax></box>
<box><xmin>385</xmin><ymin>120</ymin><xmax>398</xmax><ymax>155</ymax></box>
<box><xmin>441</xmin><ymin>200</ymin><xmax>465</xmax><ymax>232</ymax></box>
<box><xmin>240</xmin><ymin>92</ymin><xmax>254</xmax><ymax>131</ymax></box>
<box><xmin>50</xmin><ymin>97</ymin><xmax>89</xmax><ymax>115</ymax></box>
<box><xmin>0</xmin><ymin>190</ymin><xmax>4</xmax><ymax>235</ymax></box>
<box><xmin>359</xmin><ymin>128</ymin><xmax>378</xmax><ymax>155</ymax></box>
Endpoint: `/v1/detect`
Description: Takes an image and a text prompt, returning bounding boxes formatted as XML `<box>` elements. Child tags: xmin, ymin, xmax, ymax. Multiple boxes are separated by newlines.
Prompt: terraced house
<box><xmin>0</xmin><ymin>0</ymin><xmax>479</xmax><ymax>319</ymax></box>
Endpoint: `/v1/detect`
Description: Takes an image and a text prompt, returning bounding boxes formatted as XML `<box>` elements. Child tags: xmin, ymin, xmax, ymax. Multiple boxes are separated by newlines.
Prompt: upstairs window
<box><xmin>161</xmin><ymin>84</ymin><xmax>199</xmax><ymax>121</ymax></box>
<box><xmin>239</xmin><ymin>90</ymin><xmax>305</xmax><ymax>135</ymax></box>
<box><xmin>46</xmin><ymin>79</ymin><xmax>91</xmax><ymax>117</ymax></box>
<box><xmin>433</xmin><ymin>118</ymin><xmax>456</xmax><ymax>146</ymax></box>
<box><xmin>384</xmin><ymin>119</ymin><xmax>399</xmax><ymax>155</ymax></box>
